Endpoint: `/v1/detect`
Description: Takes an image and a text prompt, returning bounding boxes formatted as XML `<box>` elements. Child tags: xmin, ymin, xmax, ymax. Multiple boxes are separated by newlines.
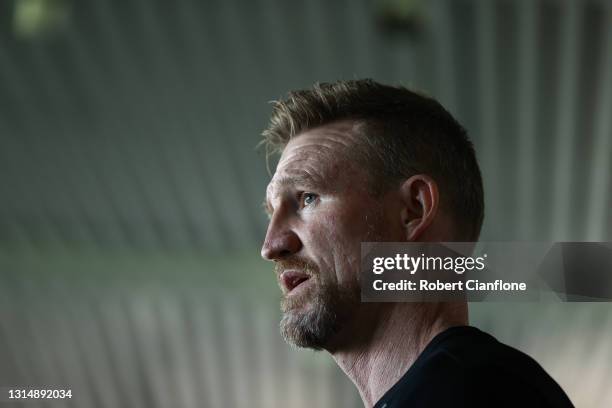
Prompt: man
<box><xmin>260</xmin><ymin>79</ymin><xmax>573</xmax><ymax>407</ymax></box>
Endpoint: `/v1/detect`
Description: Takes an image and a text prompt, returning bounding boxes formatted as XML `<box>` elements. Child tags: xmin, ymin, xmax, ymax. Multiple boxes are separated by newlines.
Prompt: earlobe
<box><xmin>405</xmin><ymin>217</ymin><xmax>423</xmax><ymax>240</ymax></box>
<box><xmin>399</xmin><ymin>175</ymin><xmax>439</xmax><ymax>241</ymax></box>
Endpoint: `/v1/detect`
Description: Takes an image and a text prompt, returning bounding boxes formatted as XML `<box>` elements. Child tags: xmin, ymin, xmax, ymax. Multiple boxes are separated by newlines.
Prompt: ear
<box><xmin>398</xmin><ymin>175</ymin><xmax>439</xmax><ymax>241</ymax></box>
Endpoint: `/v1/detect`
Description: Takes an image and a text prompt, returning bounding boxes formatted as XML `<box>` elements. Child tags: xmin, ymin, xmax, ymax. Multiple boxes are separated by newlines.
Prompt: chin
<box><xmin>279</xmin><ymin>281</ymin><xmax>359</xmax><ymax>350</ymax></box>
<box><xmin>280</xmin><ymin>307</ymin><xmax>332</xmax><ymax>350</ymax></box>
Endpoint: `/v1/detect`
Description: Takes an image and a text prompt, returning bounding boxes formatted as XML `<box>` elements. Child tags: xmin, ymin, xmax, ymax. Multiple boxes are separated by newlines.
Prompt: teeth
<box><xmin>290</xmin><ymin>276</ymin><xmax>305</xmax><ymax>290</ymax></box>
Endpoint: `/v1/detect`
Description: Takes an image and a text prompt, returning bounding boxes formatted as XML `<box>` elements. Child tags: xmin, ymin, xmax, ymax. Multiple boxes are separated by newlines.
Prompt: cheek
<box><xmin>300</xmin><ymin>213</ymin><xmax>360</xmax><ymax>283</ymax></box>
<box><xmin>317</xmin><ymin>210</ymin><xmax>362</xmax><ymax>247</ymax></box>
<box><xmin>319</xmin><ymin>210</ymin><xmax>370</xmax><ymax>282</ymax></box>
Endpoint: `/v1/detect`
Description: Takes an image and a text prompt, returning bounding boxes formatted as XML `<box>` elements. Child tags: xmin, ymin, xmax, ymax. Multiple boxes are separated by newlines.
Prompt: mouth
<box><xmin>280</xmin><ymin>270</ymin><xmax>311</xmax><ymax>294</ymax></box>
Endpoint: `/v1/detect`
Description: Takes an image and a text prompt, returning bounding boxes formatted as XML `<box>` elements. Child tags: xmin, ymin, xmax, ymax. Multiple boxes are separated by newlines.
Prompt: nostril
<box><xmin>261</xmin><ymin>247</ymin><xmax>292</xmax><ymax>261</ymax></box>
<box><xmin>279</xmin><ymin>249</ymin><xmax>292</xmax><ymax>258</ymax></box>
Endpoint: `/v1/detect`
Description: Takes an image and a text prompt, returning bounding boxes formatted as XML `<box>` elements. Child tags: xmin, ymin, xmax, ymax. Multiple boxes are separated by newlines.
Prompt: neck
<box><xmin>326</xmin><ymin>302</ymin><xmax>467</xmax><ymax>407</ymax></box>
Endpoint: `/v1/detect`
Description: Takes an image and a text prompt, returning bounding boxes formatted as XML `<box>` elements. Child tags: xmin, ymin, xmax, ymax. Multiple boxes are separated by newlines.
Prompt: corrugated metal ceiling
<box><xmin>0</xmin><ymin>0</ymin><xmax>610</xmax><ymax>253</ymax></box>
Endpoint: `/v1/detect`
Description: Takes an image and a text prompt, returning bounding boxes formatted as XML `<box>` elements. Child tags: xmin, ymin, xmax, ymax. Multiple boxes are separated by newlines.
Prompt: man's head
<box><xmin>260</xmin><ymin>79</ymin><xmax>484</xmax><ymax>349</ymax></box>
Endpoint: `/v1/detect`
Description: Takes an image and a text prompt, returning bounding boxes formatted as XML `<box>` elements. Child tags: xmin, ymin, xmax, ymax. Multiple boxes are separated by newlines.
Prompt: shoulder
<box><xmin>382</xmin><ymin>327</ymin><xmax>574</xmax><ymax>408</ymax></box>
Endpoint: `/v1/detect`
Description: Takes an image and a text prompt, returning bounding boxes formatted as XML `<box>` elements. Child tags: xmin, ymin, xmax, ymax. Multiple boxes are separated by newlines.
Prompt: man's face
<box><xmin>261</xmin><ymin>121</ymin><xmax>400</xmax><ymax>349</ymax></box>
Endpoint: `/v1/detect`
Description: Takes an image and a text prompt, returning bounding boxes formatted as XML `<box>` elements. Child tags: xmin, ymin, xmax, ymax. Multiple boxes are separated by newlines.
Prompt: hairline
<box><xmin>278</xmin><ymin>118</ymin><xmax>417</xmax><ymax>199</ymax></box>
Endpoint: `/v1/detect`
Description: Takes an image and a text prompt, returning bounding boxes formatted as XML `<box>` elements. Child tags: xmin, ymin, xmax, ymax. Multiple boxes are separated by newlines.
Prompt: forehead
<box><xmin>267</xmin><ymin>120</ymin><xmax>364</xmax><ymax>195</ymax></box>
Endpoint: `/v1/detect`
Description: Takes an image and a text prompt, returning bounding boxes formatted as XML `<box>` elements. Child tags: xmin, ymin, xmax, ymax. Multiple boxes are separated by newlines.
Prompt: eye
<box><xmin>300</xmin><ymin>192</ymin><xmax>318</xmax><ymax>208</ymax></box>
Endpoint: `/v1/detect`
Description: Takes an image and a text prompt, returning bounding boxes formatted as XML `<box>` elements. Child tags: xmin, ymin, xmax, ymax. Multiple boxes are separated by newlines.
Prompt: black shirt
<box><xmin>373</xmin><ymin>326</ymin><xmax>574</xmax><ymax>408</ymax></box>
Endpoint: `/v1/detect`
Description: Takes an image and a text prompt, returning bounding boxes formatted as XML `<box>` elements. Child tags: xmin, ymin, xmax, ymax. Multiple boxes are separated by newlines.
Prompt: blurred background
<box><xmin>0</xmin><ymin>0</ymin><xmax>611</xmax><ymax>406</ymax></box>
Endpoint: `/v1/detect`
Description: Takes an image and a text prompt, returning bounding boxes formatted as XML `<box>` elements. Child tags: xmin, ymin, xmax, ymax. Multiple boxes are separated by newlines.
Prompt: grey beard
<box><xmin>279</xmin><ymin>281</ymin><xmax>359</xmax><ymax>350</ymax></box>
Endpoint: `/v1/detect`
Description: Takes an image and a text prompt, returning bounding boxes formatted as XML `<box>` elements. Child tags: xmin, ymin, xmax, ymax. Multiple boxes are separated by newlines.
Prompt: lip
<box><xmin>280</xmin><ymin>270</ymin><xmax>311</xmax><ymax>294</ymax></box>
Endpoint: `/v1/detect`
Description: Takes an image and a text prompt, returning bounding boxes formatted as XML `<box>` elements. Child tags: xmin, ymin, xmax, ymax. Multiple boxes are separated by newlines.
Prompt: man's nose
<box><xmin>261</xmin><ymin>220</ymin><xmax>302</xmax><ymax>261</ymax></box>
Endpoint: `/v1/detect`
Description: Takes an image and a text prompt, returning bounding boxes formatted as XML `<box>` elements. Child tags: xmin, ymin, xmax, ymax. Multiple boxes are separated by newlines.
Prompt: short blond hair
<box><xmin>261</xmin><ymin>79</ymin><xmax>484</xmax><ymax>241</ymax></box>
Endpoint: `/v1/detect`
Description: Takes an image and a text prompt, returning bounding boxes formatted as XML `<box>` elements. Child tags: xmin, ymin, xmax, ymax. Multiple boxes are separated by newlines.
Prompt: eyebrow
<box><xmin>276</xmin><ymin>173</ymin><xmax>322</xmax><ymax>189</ymax></box>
